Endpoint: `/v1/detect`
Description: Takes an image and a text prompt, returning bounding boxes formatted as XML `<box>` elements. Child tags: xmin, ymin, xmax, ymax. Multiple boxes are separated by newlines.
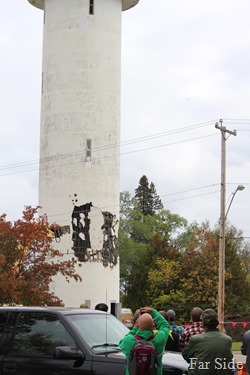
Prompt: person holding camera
<box><xmin>119</xmin><ymin>307</ymin><xmax>170</xmax><ymax>375</ymax></box>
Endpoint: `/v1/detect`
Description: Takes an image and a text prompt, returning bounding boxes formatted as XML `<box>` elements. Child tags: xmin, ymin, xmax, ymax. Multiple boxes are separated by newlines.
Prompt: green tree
<box><xmin>119</xmin><ymin>186</ymin><xmax>250</xmax><ymax>317</ymax></box>
<box><xmin>178</xmin><ymin>222</ymin><xmax>250</xmax><ymax>316</ymax></box>
<box><xmin>223</xmin><ymin>226</ymin><xmax>250</xmax><ymax>312</ymax></box>
<box><xmin>147</xmin><ymin>258</ymin><xmax>181</xmax><ymax>301</ymax></box>
<box><xmin>179</xmin><ymin>223</ymin><xmax>219</xmax><ymax>316</ymax></box>
<box><xmin>238</xmin><ymin>241</ymin><xmax>250</xmax><ymax>274</ymax></box>
<box><xmin>150</xmin><ymin>182</ymin><xmax>163</xmax><ymax>212</ymax></box>
<box><xmin>118</xmin><ymin>189</ymin><xmax>187</xmax><ymax>311</ymax></box>
<box><xmin>152</xmin><ymin>290</ymin><xmax>187</xmax><ymax>320</ymax></box>
<box><xmin>134</xmin><ymin>175</ymin><xmax>163</xmax><ymax>216</ymax></box>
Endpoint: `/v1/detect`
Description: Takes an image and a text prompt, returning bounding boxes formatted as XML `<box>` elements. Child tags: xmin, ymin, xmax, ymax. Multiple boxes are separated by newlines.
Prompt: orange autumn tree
<box><xmin>0</xmin><ymin>206</ymin><xmax>81</xmax><ymax>306</ymax></box>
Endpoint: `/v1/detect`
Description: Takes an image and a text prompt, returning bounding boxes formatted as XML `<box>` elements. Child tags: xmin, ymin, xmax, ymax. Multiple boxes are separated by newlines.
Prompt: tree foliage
<box><xmin>178</xmin><ymin>223</ymin><xmax>219</xmax><ymax>314</ymax></box>
<box><xmin>239</xmin><ymin>241</ymin><xmax>250</xmax><ymax>274</ymax></box>
<box><xmin>0</xmin><ymin>206</ymin><xmax>81</xmax><ymax>306</ymax></box>
<box><xmin>223</xmin><ymin>226</ymin><xmax>250</xmax><ymax>312</ymax></box>
<box><xmin>119</xmin><ymin>183</ymin><xmax>250</xmax><ymax>319</ymax></box>
<box><xmin>134</xmin><ymin>175</ymin><xmax>163</xmax><ymax>215</ymax></box>
<box><xmin>118</xmin><ymin>189</ymin><xmax>187</xmax><ymax>310</ymax></box>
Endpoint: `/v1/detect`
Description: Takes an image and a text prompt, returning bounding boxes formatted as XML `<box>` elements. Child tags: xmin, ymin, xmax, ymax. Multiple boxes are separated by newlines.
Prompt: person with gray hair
<box><xmin>182</xmin><ymin>309</ymin><xmax>234</xmax><ymax>375</ymax></box>
<box><xmin>165</xmin><ymin>309</ymin><xmax>184</xmax><ymax>335</ymax></box>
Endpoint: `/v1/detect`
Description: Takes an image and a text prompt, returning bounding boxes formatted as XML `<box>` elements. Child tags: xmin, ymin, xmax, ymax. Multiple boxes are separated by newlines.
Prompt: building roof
<box><xmin>28</xmin><ymin>0</ymin><xmax>140</xmax><ymax>12</ymax></box>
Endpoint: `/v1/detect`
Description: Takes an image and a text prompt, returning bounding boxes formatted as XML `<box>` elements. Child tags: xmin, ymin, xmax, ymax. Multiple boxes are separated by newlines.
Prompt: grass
<box><xmin>232</xmin><ymin>342</ymin><xmax>241</xmax><ymax>351</ymax></box>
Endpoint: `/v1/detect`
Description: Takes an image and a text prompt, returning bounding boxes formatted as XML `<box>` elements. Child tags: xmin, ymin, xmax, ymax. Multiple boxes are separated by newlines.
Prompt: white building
<box><xmin>27</xmin><ymin>0</ymin><xmax>140</xmax><ymax>308</ymax></box>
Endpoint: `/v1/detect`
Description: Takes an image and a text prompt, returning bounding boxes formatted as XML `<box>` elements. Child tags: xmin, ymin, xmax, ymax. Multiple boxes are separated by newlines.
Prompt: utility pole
<box><xmin>215</xmin><ymin>119</ymin><xmax>237</xmax><ymax>331</ymax></box>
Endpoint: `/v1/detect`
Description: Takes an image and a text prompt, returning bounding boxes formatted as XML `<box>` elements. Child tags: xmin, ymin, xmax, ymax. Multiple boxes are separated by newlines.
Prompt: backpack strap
<box><xmin>134</xmin><ymin>333</ymin><xmax>156</xmax><ymax>341</ymax></box>
<box><xmin>169</xmin><ymin>329</ymin><xmax>174</xmax><ymax>341</ymax></box>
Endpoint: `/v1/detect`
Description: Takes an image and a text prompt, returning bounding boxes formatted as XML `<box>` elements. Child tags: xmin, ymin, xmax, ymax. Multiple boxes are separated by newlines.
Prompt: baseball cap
<box><xmin>165</xmin><ymin>309</ymin><xmax>176</xmax><ymax>319</ymax></box>
<box><xmin>202</xmin><ymin>309</ymin><xmax>218</xmax><ymax>325</ymax></box>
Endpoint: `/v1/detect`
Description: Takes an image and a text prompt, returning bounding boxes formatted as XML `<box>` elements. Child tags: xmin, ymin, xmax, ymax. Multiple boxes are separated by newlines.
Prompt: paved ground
<box><xmin>233</xmin><ymin>351</ymin><xmax>246</xmax><ymax>365</ymax></box>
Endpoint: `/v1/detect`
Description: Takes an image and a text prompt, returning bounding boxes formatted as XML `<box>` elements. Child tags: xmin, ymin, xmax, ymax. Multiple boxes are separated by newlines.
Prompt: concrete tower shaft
<box><xmin>28</xmin><ymin>0</ymin><xmax>140</xmax><ymax>11</ymax></box>
<box><xmin>26</xmin><ymin>0</ymin><xmax>140</xmax><ymax>308</ymax></box>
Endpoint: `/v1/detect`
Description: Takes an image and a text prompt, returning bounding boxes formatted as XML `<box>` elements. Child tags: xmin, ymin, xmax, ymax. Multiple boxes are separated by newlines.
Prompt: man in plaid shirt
<box><xmin>179</xmin><ymin>307</ymin><xmax>204</xmax><ymax>351</ymax></box>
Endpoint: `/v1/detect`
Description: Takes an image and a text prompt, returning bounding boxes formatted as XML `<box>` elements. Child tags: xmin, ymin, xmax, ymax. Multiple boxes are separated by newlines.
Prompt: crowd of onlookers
<box><xmin>119</xmin><ymin>306</ymin><xmax>249</xmax><ymax>375</ymax></box>
<box><xmin>80</xmin><ymin>302</ymin><xmax>250</xmax><ymax>375</ymax></box>
<box><xmin>158</xmin><ymin>307</ymin><xmax>204</xmax><ymax>352</ymax></box>
<box><xmin>131</xmin><ymin>306</ymin><xmax>205</xmax><ymax>353</ymax></box>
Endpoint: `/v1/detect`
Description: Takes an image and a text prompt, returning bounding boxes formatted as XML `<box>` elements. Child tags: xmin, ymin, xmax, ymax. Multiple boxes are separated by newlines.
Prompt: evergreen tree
<box><xmin>134</xmin><ymin>175</ymin><xmax>163</xmax><ymax>215</ymax></box>
<box><xmin>118</xmin><ymin>196</ymin><xmax>187</xmax><ymax>310</ymax></box>
<box><xmin>150</xmin><ymin>182</ymin><xmax>163</xmax><ymax>211</ymax></box>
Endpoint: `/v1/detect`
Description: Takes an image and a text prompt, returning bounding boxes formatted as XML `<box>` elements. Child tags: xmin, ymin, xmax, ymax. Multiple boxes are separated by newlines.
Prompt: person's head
<box><xmin>138</xmin><ymin>313</ymin><xmax>154</xmax><ymax>330</ymax></box>
<box><xmin>165</xmin><ymin>309</ymin><xmax>176</xmax><ymax>322</ymax></box>
<box><xmin>202</xmin><ymin>309</ymin><xmax>219</xmax><ymax>330</ymax></box>
<box><xmin>80</xmin><ymin>303</ymin><xmax>89</xmax><ymax>308</ymax></box>
<box><xmin>95</xmin><ymin>303</ymin><xmax>108</xmax><ymax>312</ymax></box>
<box><xmin>134</xmin><ymin>309</ymin><xmax>141</xmax><ymax>327</ymax></box>
<box><xmin>191</xmin><ymin>307</ymin><xmax>203</xmax><ymax>322</ymax></box>
<box><xmin>133</xmin><ymin>309</ymin><xmax>141</xmax><ymax>325</ymax></box>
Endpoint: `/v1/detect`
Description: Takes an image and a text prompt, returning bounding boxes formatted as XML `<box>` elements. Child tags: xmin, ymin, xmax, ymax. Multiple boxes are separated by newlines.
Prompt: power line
<box><xmin>223</xmin><ymin>119</ymin><xmax>250</xmax><ymax>124</ymax></box>
<box><xmin>42</xmin><ymin>185</ymin><xmax>222</xmax><ymax>222</ymax></box>
<box><xmin>162</xmin><ymin>190</ymin><xmax>220</xmax><ymax>205</ymax></box>
<box><xmin>0</xmin><ymin>133</ymin><xmax>217</xmax><ymax>177</ymax></box>
<box><xmin>2</xmin><ymin>117</ymin><xmax>249</xmax><ymax>176</ymax></box>
<box><xmin>0</xmin><ymin>120</ymin><xmax>216</xmax><ymax>172</ymax></box>
<box><xmin>160</xmin><ymin>184</ymin><xmax>219</xmax><ymax>198</ymax></box>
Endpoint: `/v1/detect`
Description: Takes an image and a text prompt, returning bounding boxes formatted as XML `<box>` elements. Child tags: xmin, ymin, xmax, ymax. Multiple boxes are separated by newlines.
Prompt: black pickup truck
<box><xmin>0</xmin><ymin>306</ymin><xmax>188</xmax><ymax>375</ymax></box>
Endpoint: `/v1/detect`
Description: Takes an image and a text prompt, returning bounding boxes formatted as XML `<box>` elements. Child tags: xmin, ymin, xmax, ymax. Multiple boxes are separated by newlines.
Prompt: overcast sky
<box><xmin>1</xmin><ymin>0</ymin><xmax>250</xmax><ymax>237</ymax></box>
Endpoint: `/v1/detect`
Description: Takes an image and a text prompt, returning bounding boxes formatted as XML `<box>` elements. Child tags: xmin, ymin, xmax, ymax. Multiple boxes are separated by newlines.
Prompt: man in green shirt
<box><xmin>182</xmin><ymin>309</ymin><xmax>235</xmax><ymax>375</ymax></box>
<box><xmin>119</xmin><ymin>307</ymin><xmax>169</xmax><ymax>375</ymax></box>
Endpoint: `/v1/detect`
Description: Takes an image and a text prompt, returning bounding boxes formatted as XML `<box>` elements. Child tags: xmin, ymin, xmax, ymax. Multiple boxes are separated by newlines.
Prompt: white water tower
<box><xmin>27</xmin><ymin>0</ymin><xmax>140</xmax><ymax>308</ymax></box>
